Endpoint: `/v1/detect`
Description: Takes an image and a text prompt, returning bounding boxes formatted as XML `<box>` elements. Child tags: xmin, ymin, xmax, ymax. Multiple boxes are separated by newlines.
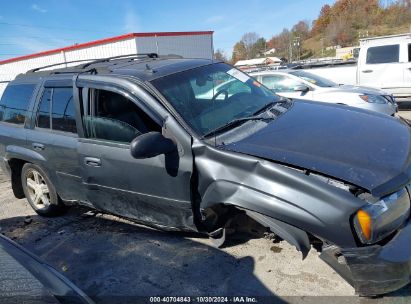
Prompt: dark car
<box><xmin>0</xmin><ymin>54</ymin><xmax>410</xmax><ymax>296</ymax></box>
<box><xmin>0</xmin><ymin>233</ymin><xmax>93</xmax><ymax>303</ymax></box>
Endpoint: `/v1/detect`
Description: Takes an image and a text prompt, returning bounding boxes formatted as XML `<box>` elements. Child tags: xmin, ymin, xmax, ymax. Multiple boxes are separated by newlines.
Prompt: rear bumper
<box><xmin>321</xmin><ymin>220</ymin><xmax>411</xmax><ymax>296</ymax></box>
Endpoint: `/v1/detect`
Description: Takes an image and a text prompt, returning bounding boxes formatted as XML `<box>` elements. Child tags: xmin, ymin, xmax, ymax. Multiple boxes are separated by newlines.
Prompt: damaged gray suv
<box><xmin>1</xmin><ymin>54</ymin><xmax>411</xmax><ymax>296</ymax></box>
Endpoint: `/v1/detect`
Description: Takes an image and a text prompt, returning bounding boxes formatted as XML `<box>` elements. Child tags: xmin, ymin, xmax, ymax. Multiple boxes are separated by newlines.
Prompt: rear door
<box><xmin>26</xmin><ymin>80</ymin><xmax>82</xmax><ymax>201</ymax></box>
<box><xmin>358</xmin><ymin>44</ymin><xmax>403</xmax><ymax>94</ymax></box>
<box><xmin>75</xmin><ymin>75</ymin><xmax>195</xmax><ymax>230</ymax></box>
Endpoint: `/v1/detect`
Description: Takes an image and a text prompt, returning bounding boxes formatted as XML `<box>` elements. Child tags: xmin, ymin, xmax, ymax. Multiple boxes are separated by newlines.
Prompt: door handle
<box><xmin>362</xmin><ymin>69</ymin><xmax>373</xmax><ymax>73</ymax></box>
<box><xmin>32</xmin><ymin>143</ymin><xmax>45</xmax><ymax>151</ymax></box>
<box><xmin>407</xmin><ymin>67</ymin><xmax>411</xmax><ymax>70</ymax></box>
<box><xmin>84</xmin><ymin>157</ymin><xmax>102</xmax><ymax>167</ymax></box>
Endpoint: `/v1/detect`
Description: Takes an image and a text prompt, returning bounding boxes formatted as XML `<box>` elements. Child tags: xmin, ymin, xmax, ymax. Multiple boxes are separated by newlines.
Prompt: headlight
<box><xmin>353</xmin><ymin>188</ymin><xmax>410</xmax><ymax>244</ymax></box>
<box><xmin>359</xmin><ymin>94</ymin><xmax>387</xmax><ymax>104</ymax></box>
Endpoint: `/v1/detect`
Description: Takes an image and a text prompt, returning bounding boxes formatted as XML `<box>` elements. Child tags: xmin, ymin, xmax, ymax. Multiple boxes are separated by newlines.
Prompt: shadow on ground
<box><xmin>0</xmin><ymin>206</ymin><xmax>282</xmax><ymax>302</ymax></box>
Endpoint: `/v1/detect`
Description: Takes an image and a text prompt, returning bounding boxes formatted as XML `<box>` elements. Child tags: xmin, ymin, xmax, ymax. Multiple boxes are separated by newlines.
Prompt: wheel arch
<box><xmin>199</xmin><ymin>180</ymin><xmax>315</xmax><ymax>258</ymax></box>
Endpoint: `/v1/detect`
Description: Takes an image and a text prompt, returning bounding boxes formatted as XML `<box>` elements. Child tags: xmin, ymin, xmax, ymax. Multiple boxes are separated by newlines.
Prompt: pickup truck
<box><xmin>297</xmin><ymin>33</ymin><xmax>411</xmax><ymax>103</ymax></box>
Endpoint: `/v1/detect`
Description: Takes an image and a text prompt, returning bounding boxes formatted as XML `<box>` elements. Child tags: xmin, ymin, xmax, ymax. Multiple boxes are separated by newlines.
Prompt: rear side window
<box><xmin>366</xmin><ymin>45</ymin><xmax>399</xmax><ymax>64</ymax></box>
<box><xmin>37</xmin><ymin>88</ymin><xmax>52</xmax><ymax>128</ymax></box>
<box><xmin>0</xmin><ymin>84</ymin><xmax>36</xmax><ymax>124</ymax></box>
<box><xmin>36</xmin><ymin>87</ymin><xmax>77</xmax><ymax>133</ymax></box>
<box><xmin>52</xmin><ymin>88</ymin><xmax>77</xmax><ymax>133</ymax></box>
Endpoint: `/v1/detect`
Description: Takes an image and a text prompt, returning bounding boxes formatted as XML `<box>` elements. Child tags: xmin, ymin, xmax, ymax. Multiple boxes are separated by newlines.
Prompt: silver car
<box><xmin>250</xmin><ymin>69</ymin><xmax>398</xmax><ymax>116</ymax></box>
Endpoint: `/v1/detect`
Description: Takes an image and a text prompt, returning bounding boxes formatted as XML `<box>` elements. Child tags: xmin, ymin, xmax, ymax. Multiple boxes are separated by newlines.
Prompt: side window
<box><xmin>261</xmin><ymin>75</ymin><xmax>304</xmax><ymax>92</ymax></box>
<box><xmin>83</xmin><ymin>89</ymin><xmax>160</xmax><ymax>144</ymax></box>
<box><xmin>35</xmin><ymin>87</ymin><xmax>77</xmax><ymax>133</ymax></box>
<box><xmin>0</xmin><ymin>84</ymin><xmax>36</xmax><ymax>124</ymax></box>
<box><xmin>36</xmin><ymin>88</ymin><xmax>52</xmax><ymax>129</ymax></box>
<box><xmin>366</xmin><ymin>45</ymin><xmax>399</xmax><ymax>64</ymax></box>
<box><xmin>408</xmin><ymin>44</ymin><xmax>411</xmax><ymax>62</ymax></box>
<box><xmin>52</xmin><ymin>88</ymin><xmax>77</xmax><ymax>133</ymax></box>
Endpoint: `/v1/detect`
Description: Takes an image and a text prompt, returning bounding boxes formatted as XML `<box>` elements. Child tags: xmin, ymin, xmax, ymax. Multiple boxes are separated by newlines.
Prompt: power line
<box><xmin>0</xmin><ymin>35</ymin><xmax>80</xmax><ymax>41</ymax></box>
<box><xmin>0</xmin><ymin>21</ymin><xmax>116</xmax><ymax>34</ymax></box>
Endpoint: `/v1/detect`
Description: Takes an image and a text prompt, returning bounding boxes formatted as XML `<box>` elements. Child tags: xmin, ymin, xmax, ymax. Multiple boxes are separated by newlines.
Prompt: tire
<box><xmin>21</xmin><ymin>163</ymin><xmax>67</xmax><ymax>216</ymax></box>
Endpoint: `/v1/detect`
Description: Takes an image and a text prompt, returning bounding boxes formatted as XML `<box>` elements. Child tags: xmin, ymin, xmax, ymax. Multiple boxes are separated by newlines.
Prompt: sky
<box><xmin>0</xmin><ymin>0</ymin><xmax>334</xmax><ymax>61</ymax></box>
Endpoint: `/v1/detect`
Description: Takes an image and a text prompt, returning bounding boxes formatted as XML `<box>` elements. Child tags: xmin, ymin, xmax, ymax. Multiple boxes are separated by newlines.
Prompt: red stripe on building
<box><xmin>0</xmin><ymin>31</ymin><xmax>214</xmax><ymax>65</ymax></box>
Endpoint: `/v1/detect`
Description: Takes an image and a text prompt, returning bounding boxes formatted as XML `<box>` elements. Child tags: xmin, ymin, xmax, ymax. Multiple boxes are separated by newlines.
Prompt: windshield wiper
<box><xmin>202</xmin><ymin>115</ymin><xmax>274</xmax><ymax>139</ymax></box>
<box><xmin>253</xmin><ymin>101</ymin><xmax>277</xmax><ymax>115</ymax></box>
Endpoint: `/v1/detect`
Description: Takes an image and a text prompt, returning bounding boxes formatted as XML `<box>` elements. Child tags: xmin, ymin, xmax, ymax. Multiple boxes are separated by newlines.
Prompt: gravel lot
<box><xmin>0</xmin><ymin>112</ymin><xmax>411</xmax><ymax>303</ymax></box>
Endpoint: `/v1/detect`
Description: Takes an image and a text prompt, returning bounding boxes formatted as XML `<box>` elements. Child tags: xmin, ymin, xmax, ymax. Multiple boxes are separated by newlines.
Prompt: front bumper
<box><xmin>321</xmin><ymin>220</ymin><xmax>411</xmax><ymax>296</ymax></box>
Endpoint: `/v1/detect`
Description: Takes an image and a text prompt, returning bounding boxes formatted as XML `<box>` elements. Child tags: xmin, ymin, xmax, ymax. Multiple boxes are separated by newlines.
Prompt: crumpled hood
<box><xmin>323</xmin><ymin>84</ymin><xmax>390</xmax><ymax>96</ymax></box>
<box><xmin>220</xmin><ymin>101</ymin><xmax>411</xmax><ymax>197</ymax></box>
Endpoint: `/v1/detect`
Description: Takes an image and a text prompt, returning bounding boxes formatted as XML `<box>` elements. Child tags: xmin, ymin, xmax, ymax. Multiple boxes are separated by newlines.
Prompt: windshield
<box><xmin>151</xmin><ymin>63</ymin><xmax>280</xmax><ymax>137</ymax></box>
<box><xmin>289</xmin><ymin>70</ymin><xmax>337</xmax><ymax>87</ymax></box>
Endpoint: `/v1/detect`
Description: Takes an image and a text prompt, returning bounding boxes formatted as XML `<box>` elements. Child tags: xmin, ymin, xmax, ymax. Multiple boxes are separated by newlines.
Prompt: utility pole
<box><xmin>320</xmin><ymin>38</ymin><xmax>324</xmax><ymax>57</ymax></box>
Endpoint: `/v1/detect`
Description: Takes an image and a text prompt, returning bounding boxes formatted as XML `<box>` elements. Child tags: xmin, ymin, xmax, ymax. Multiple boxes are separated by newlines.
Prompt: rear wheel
<box><xmin>21</xmin><ymin>163</ymin><xmax>67</xmax><ymax>216</ymax></box>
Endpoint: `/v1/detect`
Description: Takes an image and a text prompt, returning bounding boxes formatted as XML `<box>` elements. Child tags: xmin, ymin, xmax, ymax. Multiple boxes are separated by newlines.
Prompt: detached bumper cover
<box><xmin>321</xmin><ymin>220</ymin><xmax>411</xmax><ymax>296</ymax></box>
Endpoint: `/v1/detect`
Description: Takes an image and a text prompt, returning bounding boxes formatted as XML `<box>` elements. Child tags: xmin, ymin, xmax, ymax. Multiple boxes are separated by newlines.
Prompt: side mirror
<box><xmin>130</xmin><ymin>132</ymin><xmax>176</xmax><ymax>159</ymax></box>
<box><xmin>293</xmin><ymin>85</ymin><xmax>310</xmax><ymax>93</ymax></box>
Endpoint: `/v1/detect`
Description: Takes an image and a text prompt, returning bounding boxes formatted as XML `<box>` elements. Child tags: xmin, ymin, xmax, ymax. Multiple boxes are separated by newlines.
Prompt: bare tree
<box><xmin>241</xmin><ymin>32</ymin><xmax>260</xmax><ymax>59</ymax></box>
<box><xmin>214</xmin><ymin>49</ymin><xmax>228</xmax><ymax>62</ymax></box>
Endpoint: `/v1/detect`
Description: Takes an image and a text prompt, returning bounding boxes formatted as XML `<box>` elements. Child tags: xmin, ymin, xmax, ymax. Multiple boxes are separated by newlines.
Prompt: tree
<box><xmin>267</xmin><ymin>28</ymin><xmax>291</xmax><ymax>59</ymax></box>
<box><xmin>312</xmin><ymin>4</ymin><xmax>331</xmax><ymax>35</ymax></box>
<box><xmin>250</xmin><ymin>37</ymin><xmax>267</xmax><ymax>58</ymax></box>
<box><xmin>214</xmin><ymin>49</ymin><xmax>228</xmax><ymax>62</ymax></box>
<box><xmin>292</xmin><ymin>20</ymin><xmax>310</xmax><ymax>39</ymax></box>
<box><xmin>231</xmin><ymin>41</ymin><xmax>247</xmax><ymax>64</ymax></box>
<box><xmin>241</xmin><ymin>32</ymin><xmax>260</xmax><ymax>59</ymax></box>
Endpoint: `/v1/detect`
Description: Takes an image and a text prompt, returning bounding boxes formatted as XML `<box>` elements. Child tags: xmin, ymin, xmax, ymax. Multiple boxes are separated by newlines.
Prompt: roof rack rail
<box><xmin>27</xmin><ymin>53</ymin><xmax>159</xmax><ymax>73</ymax></box>
<box><xmin>80</xmin><ymin>53</ymin><xmax>158</xmax><ymax>69</ymax></box>
<box><xmin>27</xmin><ymin>59</ymin><xmax>103</xmax><ymax>73</ymax></box>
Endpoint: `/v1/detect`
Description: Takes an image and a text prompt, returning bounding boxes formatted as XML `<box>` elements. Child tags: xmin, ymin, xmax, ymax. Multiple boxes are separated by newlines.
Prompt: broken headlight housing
<box><xmin>353</xmin><ymin>188</ymin><xmax>410</xmax><ymax>244</ymax></box>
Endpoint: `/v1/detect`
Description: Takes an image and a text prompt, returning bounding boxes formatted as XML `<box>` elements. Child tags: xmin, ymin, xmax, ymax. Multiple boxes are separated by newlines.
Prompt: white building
<box><xmin>0</xmin><ymin>31</ymin><xmax>214</xmax><ymax>95</ymax></box>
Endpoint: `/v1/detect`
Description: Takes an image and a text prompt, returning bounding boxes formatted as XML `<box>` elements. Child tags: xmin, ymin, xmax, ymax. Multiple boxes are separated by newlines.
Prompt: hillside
<box><xmin>304</xmin><ymin>23</ymin><xmax>410</xmax><ymax>58</ymax></box>
<box><xmin>227</xmin><ymin>0</ymin><xmax>411</xmax><ymax>63</ymax></box>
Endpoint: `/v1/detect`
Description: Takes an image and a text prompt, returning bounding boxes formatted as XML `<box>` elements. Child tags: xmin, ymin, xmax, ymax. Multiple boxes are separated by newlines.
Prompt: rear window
<box><xmin>366</xmin><ymin>44</ymin><xmax>399</xmax><ymax>64</ymax></box>
<box><xmin>0</xmin><ymin>84</ymin><xmax>36</xmax><ymax>124</ymax></box>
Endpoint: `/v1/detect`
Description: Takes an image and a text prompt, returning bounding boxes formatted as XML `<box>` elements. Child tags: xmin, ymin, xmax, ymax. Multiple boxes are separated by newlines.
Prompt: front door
<box><xmin>75</xmin><ymin>77</ymin><xmax>195</xmax><ymax>231</ymax></box>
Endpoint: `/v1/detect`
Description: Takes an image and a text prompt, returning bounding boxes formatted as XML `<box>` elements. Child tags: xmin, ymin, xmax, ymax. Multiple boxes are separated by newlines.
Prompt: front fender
<box><xmin>193</xmin><ymin>140</ymin><xmax>364</xmax><ymax>248</ymax></box>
